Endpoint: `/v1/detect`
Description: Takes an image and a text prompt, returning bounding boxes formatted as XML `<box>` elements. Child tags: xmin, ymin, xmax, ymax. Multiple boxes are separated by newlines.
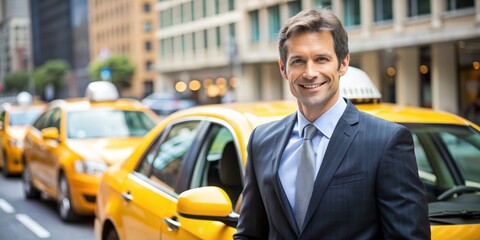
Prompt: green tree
<box><xmin>3</xmin><ymin>70</ymin><xmax>30</xmax><ymax>94</ymax></box>
<box><xmin>34</xmin><ymin>59</ymin><xmax>70</xmax><ymax>98</ymax></box>
<box><xmin>88</xmin><ymin>55</ymin><xmax>135</xmax><ymax>88</ymax></box>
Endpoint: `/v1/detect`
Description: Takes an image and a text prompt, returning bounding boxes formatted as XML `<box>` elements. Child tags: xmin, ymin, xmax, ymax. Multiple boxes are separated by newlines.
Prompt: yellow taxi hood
<box><xmin>66</xmin><ymin>137</ymin><xmax>144</xmax><ymax>165</ymax></box>
<box><xmin>6</xmin><ymin>126</ymin><xmax>28</xmax><ymax>140</ymax></box>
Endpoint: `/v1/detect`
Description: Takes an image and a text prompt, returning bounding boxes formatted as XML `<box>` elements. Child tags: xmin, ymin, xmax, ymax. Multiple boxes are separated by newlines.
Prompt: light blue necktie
<box><xmin>294</xmin><ymin>124</ymin><xmax>317</xmax><ymax>229</ymax></box>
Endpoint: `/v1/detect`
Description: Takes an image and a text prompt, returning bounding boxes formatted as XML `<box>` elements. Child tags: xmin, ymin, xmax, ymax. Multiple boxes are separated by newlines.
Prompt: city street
<box><xmin>0</xmin><ymin>175</ymin><xmax>94</xmax><ymax>240</ymax></box>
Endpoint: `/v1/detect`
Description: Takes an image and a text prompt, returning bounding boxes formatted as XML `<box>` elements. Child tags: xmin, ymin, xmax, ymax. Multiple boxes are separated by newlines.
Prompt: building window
<box><xmin>447</xmin><ymin>0</ymin><xmax>474</xmax><ymax>11</ymax></box>
<box><xmin>170</xmin><ymin>37</ymin><xmax>175</xmax><ymax>56</ymax></box>
<box><xmin>268</xmin><ymin>5</ymin><xmax>280</xmax><ymax>41</ymax></box>
<box><xmin>181</xmin><ymin>34</ymin><xmax>186</xmax><ymax>53</ymax></box>
<box><xmin>228</xmin><ymin>0</ymin><xmax>235</xmax><ymax>11</ymax></box>
<box><xmin>343</xmin><ymin>0</ymin><xmax>361</xmax><ymax>27</ymax></box>
<box><xmin>229</xmin><ymin>23</ymin><xmax>236</xmax><ymax>38</ymax></box>
<box><xmin>216</xmin><ymin>26</ymin><xmax>221</xmax><ymax>47</ymax></box>
<box><xmin>192</xmin><ymin>32</ymin><xmax>196</xmax><ymax>52</ymax></box>
<box><xmin>314</xmin><ymin>0</ymin><xmax>331</xmax><ymax>9</ymax></box>
<box><xmin>202</xmin><ymin>0</ymin><xmax>208</xmax><ymax>17</ymax></box>
<box><xmin>146</xmin><ymin>61</ymin><xmax>153</xmax><ymax>71</ymax></box>
<box><xmin>408</xmin><ymin>0</ymin><xmax>431</xmax><ymax>17</ymax></box>
<box><xmin>215</xmin><ymin>0</ymin><xmax>220</xmax><ymax>14</ymax></box>
<box><xmin>374</xmin><ymin>0</ymin><xmax>393</xmax><ymax>22</ymax></box>
<box><xmin>145</xmin><ymin>41</ymin><xmax>152</xmax><ymax>52</ymax></box>
<box><xmin>190</xmin><ymin>1</ymin><xmax>195</xmax><ymax>21</ymax></box>
<box><xmin>249</xmin><ymin>10</ymin><xmax>260</xmax><ymax>43</ymax></box>
<box><xmin>180</xmin><ymin>4</ymin><xmax>185</xmax><ymax>23</ymax></box>
<box><xmin>144</xmin><ymin>22</ymin><xmax>152</xmax><ymax>32</ymax></box>
<box><xmin>161</xmin><ymin>39</ymin><xmax>166</xmax><ymax>59</ymax></box>
<box><xmin>203</xmin><ymin>29</ymin><xmax>208</xmax><ymax>49</ymax></box>
<box><xmin>143</xmin><ymin>3</ymin><xmax>150</xmax><ymax>13</ymax></box>
<box><xmin>288</xmin><ymin>0</ymin><xmax>302</xmax><ymax>17</ymax></box>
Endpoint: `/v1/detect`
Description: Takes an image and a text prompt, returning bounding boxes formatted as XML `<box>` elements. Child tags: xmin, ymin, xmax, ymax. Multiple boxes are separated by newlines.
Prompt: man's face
<box><xmin>279</xmin><ymin>31</ymin><xmax>349</xmax><ymax>117</ymax></box>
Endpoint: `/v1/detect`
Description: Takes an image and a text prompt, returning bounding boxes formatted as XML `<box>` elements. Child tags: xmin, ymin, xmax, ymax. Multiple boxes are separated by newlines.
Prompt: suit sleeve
<box><xmin>376</xmin><ymin>125</ymin><xmax>431</xmax><ymax>239</ymax></box>
<box><xmin>234</xmin><ymin>128</ymin><xmax>269</xmax><ymax>240</ymax></box>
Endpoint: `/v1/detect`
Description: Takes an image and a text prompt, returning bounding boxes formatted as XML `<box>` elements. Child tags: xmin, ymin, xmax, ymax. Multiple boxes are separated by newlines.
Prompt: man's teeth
<box><xmin>303</xmin><ymin>84</ymin><xmax>321</xmax><ymax>89</ymax></box>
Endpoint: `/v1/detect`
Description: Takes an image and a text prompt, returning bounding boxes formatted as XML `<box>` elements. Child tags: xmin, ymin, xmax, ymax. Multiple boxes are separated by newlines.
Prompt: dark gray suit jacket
<box><xmin>234</xmin><ymin>100</ymin><xmax>430</xmax><ymax>240</ymax></box>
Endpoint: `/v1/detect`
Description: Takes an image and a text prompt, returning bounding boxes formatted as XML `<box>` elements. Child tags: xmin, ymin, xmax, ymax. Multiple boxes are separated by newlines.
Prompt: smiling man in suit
<box><xmin>234</xmin><ymin>9</ymin><xmax>430</xmax><ymax>240</ymax></box>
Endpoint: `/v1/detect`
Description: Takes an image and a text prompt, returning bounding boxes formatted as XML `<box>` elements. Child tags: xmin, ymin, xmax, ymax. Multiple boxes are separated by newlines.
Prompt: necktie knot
<box><xmin>302</xmin><ymin>124</ymin><xmax>317</xmax><ymax>140</ymax></box>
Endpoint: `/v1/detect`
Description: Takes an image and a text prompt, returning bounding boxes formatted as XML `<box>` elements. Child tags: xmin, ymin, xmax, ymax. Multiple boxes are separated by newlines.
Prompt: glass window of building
<box><xmin>288</xmin><ymin>0</ymin><xmax>302</xmax><ymax>17</ymax></box>
<box><xmin>161</xmin><ymin>39</ymin><xmax>166</xmax><ymax>59</ymax></box>
<box><xmin>215</xmin><ymin>0</ymin><xmax>220</xmax><ymax>14</ymax></box>
<box><xmin>314</xmin><ymin>0</ymin><xmax>332</xmax><ymax>9</ymax></box>
<box><xmin>190</xmin><ymin>1</ymin><xmax>195</xmax><ymax>21</ymax></box>
<box><xmin>170</xmin><ymin>36</ymin><xmax>175</xmax><ymax>56</ymax></box>
<box><xmin>144</xmin><ymin>22</ymin><xmax>152</xmax><ymax>32</ymax></box>
<box><xmin>249</xmin><ymin>10</ymin><xmax>260</xmax><ymax>43</ymax></box>
<box><xmin>202</xmin><ymin>0</ymin><xmax>208</xmax><ymax>17</ymax></box>
<box><xmin>181</xmin><ymin>34</ymin><xmax>186</xmax><ymax>53</ymax></box>
<box><xmin>192</xmin><ymin>32</ymin><xmax>196</xmax><ymax>53</ymax></box>
<box><xmin>408</xmin><ymin>0</ymin><xmax>431</xmax><ymax>17</ymax></box>
<box><xmin>146</xmin><ymin>60</ymin><xmax>153</xmax><ymax>71</ymax></box>
<box><xmin>268</xmin><ymin>5</ymin><xmax>281</xmax><ymax>41</ymax></box>
<box><xmin>145</xmin><ymin>41</ymin><xmax>152</xmax><ymax>52</ymax></box>
<box><xmin>143</xmin><ymin>3</ymin><xmax>150</xmax><ymax>13</ymax></box>
<box><xmin>447</xmin><ymin>0</ymin><xmax>474</xmax><ymax>11</ymax></box>
<box><xmin>228</xmin><ymin>0</ymin><xmax>235</xmax><ymax>11</ymax></box>
<box><xmin>343</xmin><ymin>0</ymin><xmax>361</xmax><ymax>27</ymax></box>
<box><xmin>229</xmin><ymin>23</ymin><xmax>236</xmax><ymax>38</ymax></box>
<box><xmin>374</xmin><ymin>0</ymin><xmax>393</xmax><ymax>22</ymax></box>
<box><xmin>216</xmin><ymin>26</ymin><xmax>221</xmax><ymax>47</ymax></box>
<box><xmin>203</xmin><ymin>29</ymin><xmax>208</xmax><ymax>49</ymax></box>
<box><xmin>180</xmin><ymin>4</ymin><xmax>185</xmax><ymax>24</ymax></box>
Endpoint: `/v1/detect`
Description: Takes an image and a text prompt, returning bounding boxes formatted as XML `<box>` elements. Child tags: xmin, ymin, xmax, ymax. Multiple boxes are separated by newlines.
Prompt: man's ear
<box><xmin>339</xmin><ymin>54</ymin><xmax>350</xmax><ymax>76</ymax></box>
<box><xmin>278</xmin><ymin>58</ymin><xmax>287</xmax><ymax>80</ymax></box>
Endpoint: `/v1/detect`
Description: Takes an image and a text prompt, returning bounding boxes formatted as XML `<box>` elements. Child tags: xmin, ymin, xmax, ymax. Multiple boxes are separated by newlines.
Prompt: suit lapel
<box><xmin>302</xmin><ymin>102</ymin><xmax>360</xmax><ymax>230</ymax></box>
<box><xmin>271</xmin><ymin>113</ymin><xmax>299</xmax><ymax>234</ymax></box>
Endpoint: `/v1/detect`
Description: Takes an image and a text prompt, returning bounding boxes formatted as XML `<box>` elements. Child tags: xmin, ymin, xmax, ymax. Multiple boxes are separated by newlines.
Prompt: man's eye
<box><xmin>290</xmin><ymin>59</ymin><xmax>303</xmax><ymax>65</ymax></box>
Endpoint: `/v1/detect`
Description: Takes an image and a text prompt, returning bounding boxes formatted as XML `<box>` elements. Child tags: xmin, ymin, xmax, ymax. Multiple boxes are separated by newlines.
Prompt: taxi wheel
<box><xmin>2</xmin><ymin>152</ymin><xmax>10</xmax><ymax>177</ymax></box>
<box><xmin>58</xmin><ymin>174</ymin><xmax>78</xmax><ymax>222</ymax></box>
<box><xmin>22</xmin><ymin>164</ymin><xmax>40</xmax><ymax>199</ymax></box>
<box><xmin>105</xmin><ymin>228</ymin><xmax>119</xmax><ymax>240</ymax></box>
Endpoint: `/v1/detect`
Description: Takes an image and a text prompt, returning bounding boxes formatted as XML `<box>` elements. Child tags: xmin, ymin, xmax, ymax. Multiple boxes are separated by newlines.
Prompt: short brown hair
<box><xmin>278</xmin><ymin>9</ymin><xmax>349</xmax><ymax>71</ymax></box>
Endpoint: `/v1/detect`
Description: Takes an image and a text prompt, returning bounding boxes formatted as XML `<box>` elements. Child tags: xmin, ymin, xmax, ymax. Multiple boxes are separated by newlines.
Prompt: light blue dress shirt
<box><xmin>279</xmin><ymin>96</ymin><xmax>347</xmax><ymax>210</ymax></box>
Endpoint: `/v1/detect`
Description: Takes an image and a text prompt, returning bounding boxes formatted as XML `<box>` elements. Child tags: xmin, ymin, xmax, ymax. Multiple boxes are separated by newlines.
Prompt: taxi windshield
<box><xmin>402</xmin><ymin>123</ymin><xmax>480</xmax><ymax>201</ymax></box>
<box><xmin>10</xmin><ymin>109</ymin><xmax>44</xmax><ymax>126</ymax></box>
<box><xmin>67</xmin><ymin>109</ymin><xmax>155</xmax><ymax>139</ymax></box>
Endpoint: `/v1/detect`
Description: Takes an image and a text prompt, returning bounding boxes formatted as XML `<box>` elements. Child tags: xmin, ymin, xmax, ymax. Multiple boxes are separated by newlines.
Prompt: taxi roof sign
<box><xmin>340</xmin><ymin>66</ymin><xmax>382</xmax><ymax>103</ymax></box>
<box><xmin>85</xmin><ymin>81</ymin><xmax>119</xmax><ymax>102</ymax></box>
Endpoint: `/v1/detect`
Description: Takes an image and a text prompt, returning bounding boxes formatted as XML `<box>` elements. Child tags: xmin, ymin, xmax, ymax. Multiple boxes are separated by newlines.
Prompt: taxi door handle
<box><xmin>121</xmin><ymin>191</ymin><xmax>133</xmax><ymax>202</ymax></box>
<box><xmin>163</xmin><ymin>217</ymin><xmax>180</xmax><ymax>231</ymax></box>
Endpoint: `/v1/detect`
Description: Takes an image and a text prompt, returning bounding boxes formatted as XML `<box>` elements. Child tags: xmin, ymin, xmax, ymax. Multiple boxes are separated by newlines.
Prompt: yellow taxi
<box><xmin>0</xmin><ymin>93</ymin><xmax>45</xmax><ymax>177</ymax></box>
<box><xmin>94</xmin><ymin>68</ymin><xmax>480</xmax><ymax>240</ymax></box>
<box><xmin>22</xmin><ymin>81</ymin><xmax>159</xmax><ymax>222</ymax></box>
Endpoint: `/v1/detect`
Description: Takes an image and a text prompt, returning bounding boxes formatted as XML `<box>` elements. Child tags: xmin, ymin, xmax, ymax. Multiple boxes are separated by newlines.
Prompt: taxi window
<box><xmin>67</xmin><ymin>109</ymin><xmax>155</xmax><ymax>139</ymax></box>
<box><xmin>9</xmin><ymin>109</ymin><xmax>43</xmax><ymax>126</ymax></box>
<box><xmin>136</xmin><ymin>121</ymin><xmax>201</xmax><ymax>192</ymax></box>
<box><xmin>438</xmin><ymin>129</ymin><xmax>480</xmax><ymax>187</ymax></box>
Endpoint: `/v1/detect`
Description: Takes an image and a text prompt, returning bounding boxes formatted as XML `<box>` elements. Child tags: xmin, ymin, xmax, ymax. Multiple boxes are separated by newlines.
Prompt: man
<box><xmin>234</xmin><ymin>9</ymin><xmax>430</xmax><ymax>239</ymax></box>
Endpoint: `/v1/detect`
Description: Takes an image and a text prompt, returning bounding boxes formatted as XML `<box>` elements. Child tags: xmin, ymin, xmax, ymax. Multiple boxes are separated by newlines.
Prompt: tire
<box><xmin>22</xmin><ymin>164</ymin><xmax>40</xmax><ymax>199</ymax></box>
<box><xmin>105</xmin><ymin>228</ymin><xmax>119</xmax><ymax>240</ymax></box>
<box><xmin>2</xmin><ymin>151</ymin><xmax>10</xmax><ymax>177</ymax></box>
<box><xmin>58</xmin><ymin>174</ymin><xmax>79</xmax><ymax>222</ymax></box>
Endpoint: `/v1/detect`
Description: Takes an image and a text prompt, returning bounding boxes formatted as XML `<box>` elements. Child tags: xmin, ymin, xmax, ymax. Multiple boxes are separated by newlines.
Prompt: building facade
<box><xmin>0</xmin><ymin>0</ymin><xmax>31</xmax><ymax>95</ymax></box>
<box><xmin>155</xmin><ymin>0</ymin><xmax>480</xmax><ymax>125</ymax></box>
<box><xmin>88</xmin><ymin>0</ymin><xmax>157</xmax><ymax>98</ymax></box>
<box><xmin>29</xmin><ymin>0</ymin><xmax>90</xmax><ymax>99</ymax></box>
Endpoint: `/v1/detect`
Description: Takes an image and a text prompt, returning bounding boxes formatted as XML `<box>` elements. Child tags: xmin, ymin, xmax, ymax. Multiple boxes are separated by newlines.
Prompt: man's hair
<box><xmin>278</xmin><ymin>9</ymin><xmax>349</xmax><ymax>71</ymax></box>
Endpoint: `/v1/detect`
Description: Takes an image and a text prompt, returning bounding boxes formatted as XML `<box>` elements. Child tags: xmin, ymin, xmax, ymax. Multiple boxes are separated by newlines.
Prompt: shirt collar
<box><xmin>296</xmin><ymin>97</ymin><xmax>347</xmax><ymax>139</ymax></box>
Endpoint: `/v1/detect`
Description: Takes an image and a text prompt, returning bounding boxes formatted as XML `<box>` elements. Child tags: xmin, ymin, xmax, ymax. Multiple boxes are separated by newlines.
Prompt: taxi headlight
<box><xmin>74</xmin><ymin>160</ymin><xmax>108</xmax><ymax>175</ymax></box>
<box><xmin>9</xmin><ymin>138</ymin><xmax>24</xmax><ymax>148</ymax></box>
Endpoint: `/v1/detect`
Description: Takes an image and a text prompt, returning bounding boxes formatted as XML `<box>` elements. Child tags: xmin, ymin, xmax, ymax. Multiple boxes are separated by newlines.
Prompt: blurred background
<box><xmin>0</xmin><ymin>0</ymin><xmax>479</xmax><ymax>123</ymax></box>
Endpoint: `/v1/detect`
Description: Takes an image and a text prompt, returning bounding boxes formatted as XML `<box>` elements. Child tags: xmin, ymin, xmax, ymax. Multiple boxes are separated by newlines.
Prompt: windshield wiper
<box><xmin>430</xmin><ymin>210</ymin><xmax>480</xmax><ymax>218</ymax></box>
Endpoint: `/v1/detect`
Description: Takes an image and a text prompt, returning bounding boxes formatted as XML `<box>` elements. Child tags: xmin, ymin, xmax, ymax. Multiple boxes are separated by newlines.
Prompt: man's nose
<box><xmin>303</xmin><ymin>61</ymin><xmax>318</xmax><ymax>80</ymax></box>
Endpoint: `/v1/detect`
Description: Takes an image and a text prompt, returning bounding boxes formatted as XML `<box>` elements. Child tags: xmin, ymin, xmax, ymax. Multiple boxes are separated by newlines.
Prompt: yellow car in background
<box><xmin>22</xmin><ymin>81</ymin><xmax>159</xmax><ymax>222</ymax></box>
<box><xmin>94</xmin><ymin>68</ymin><xmax>480</xmax><ymax>240</ymax></box>
<box><xmin>0</xmin><ymin>101</ymin><xmax>45</xmax><ymax>176</ymax></box>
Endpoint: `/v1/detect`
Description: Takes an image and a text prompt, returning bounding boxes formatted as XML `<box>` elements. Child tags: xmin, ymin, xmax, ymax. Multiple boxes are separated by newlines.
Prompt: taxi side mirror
<box><xmin>177</xmin><ymin>186</ymin><xmax>238</xmax><ymax>228</ymax></box>
<box><xmin>41</xmin><ymin>127</ymin><xmax>59</xmax><ymax>140</ymax></box>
